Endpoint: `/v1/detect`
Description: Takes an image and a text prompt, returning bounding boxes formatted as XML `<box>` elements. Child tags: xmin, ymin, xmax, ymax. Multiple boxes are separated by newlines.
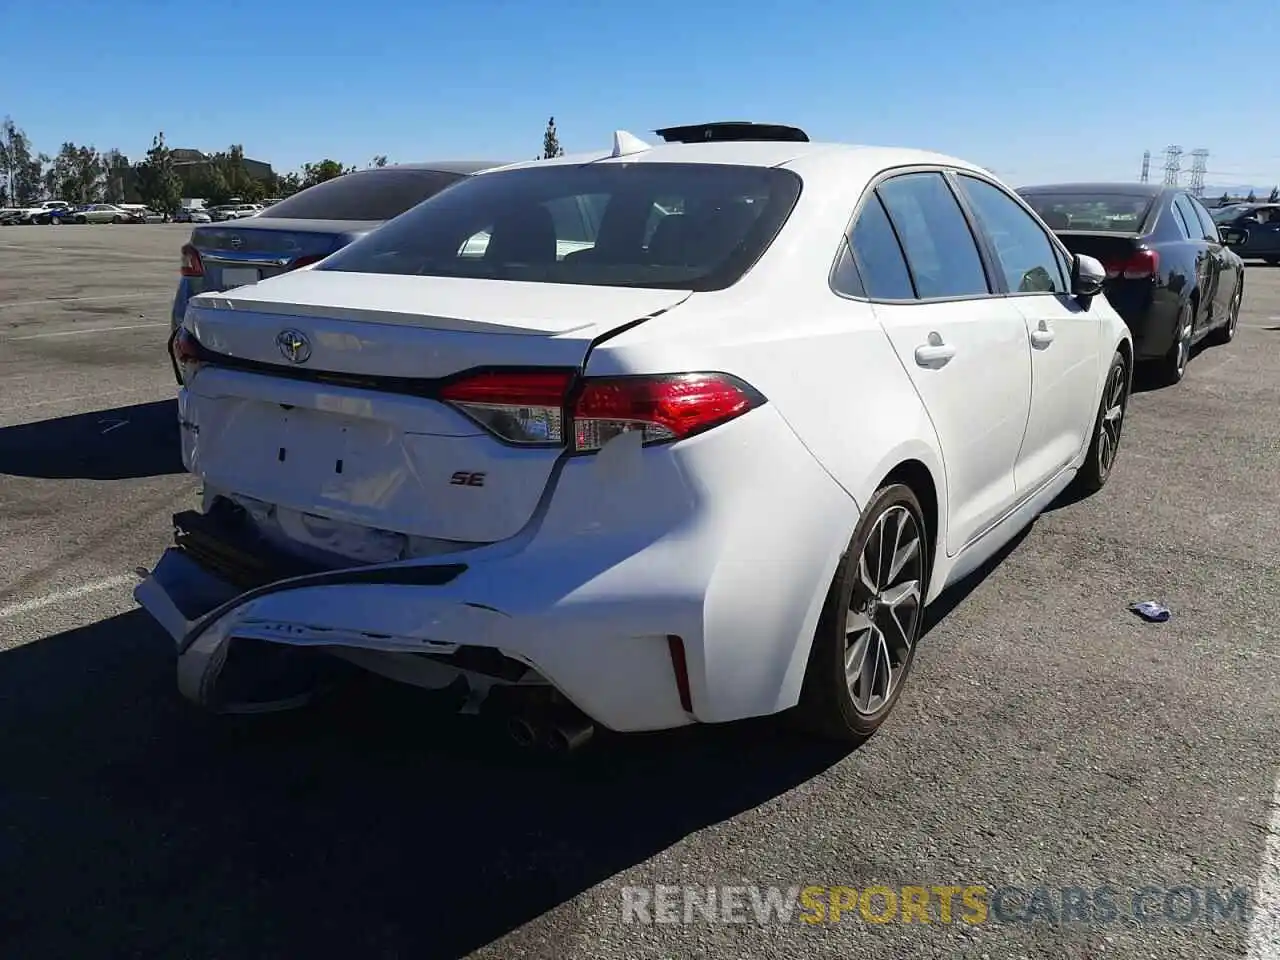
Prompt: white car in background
<box><xmin>138</xmin><ymin>122</ymin><xmax>1131</xmax><ymax>750</ymax></box>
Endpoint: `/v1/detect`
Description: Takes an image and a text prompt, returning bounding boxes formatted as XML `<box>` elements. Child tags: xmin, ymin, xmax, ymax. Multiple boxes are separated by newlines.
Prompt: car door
<box><xmin>952</xmin><ymin>173</ymin><xmax>1102</xmax><ymax>493</ymax></box>
<box><xmin>856</xmin><ymin>171</ymin><xmax>1032</xmax><ymax>557</ymax></box>
<box><xmin>1249</xmin><ymin>205</ymin><xmax>1280</xmax><ymax>258</ymax></box>
<box><xmin>1172</xmin><ymin>194</ymin><xmax>1216</xmax><ymax>323</ymax></box>
<box><xmin>1187</xmin><ymin>196</ymin><xmax>1231</xmax><ymax>328</ymax></box>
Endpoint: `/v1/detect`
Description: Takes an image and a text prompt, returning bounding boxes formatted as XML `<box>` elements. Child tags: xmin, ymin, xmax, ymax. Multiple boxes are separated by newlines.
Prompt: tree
<box><xmin>370</xmin><ymin>155</ymin><xmax>388</xmax><ymax>168</ymax></box>
<box><xmin>301</xmin><ymin>159</ymin><xmax>351</xmax><ymax>188</ymax></box>
<box><xmin>1246</xmin><ymin>190</ymin><xmax>1256</xmax><ymax>202</ymax></box>
<box><xmin>102</xmin><ymin>149</ymin><xmax>130</xmax><ymax>203</ymax></box>
<box><xmin>1218</xmin><ymin>191</ymin><xmax>1230</xmax><ymax>206</ymax></box>
<box><xmin>277</xmin><ymin>171</ymin><xmax>303</xmax><ymax>196</ymax></box>
<box><xmin>134</xmin><ymin>132</ymin><xmax>183</xmax><ymax>215</ymax></box>
<box><xmin>49</xmin><ymin>142</ymin><xmax>105</xmax><ymax>204</ymax></box>
<box><xmin>1</xmin><ymin>118</ymin><xmax>43</xmax><ymax>204</ymax></box>
<box><xmin>1270</xmin><ymin>186</ymin><xmax>1279</xmax><ymax>203</ymax></box>
<box><xmin>540</xmin><ymin>116</ymin><xmax>564</xmax><ymax>159</ymax></box>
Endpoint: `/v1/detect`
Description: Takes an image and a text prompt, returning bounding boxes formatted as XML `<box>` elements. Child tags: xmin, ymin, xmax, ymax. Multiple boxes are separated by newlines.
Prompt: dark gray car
<box><xmin>171</xmin><ymin>160</ymin><xmax>509</xmax><ymax>329</ymax></box>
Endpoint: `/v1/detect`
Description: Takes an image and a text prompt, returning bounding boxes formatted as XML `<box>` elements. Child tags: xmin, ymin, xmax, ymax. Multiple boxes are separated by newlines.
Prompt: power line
<box><xmin>1140</xmin><ymin>150</ymin><xmax>1150</xmax><ymax>183</ymax></box>
<box><xmin>1162</xmin><ymin>145</ymin><xmax>1182</xmax><ymax>186</ymax></box>
<box><xmin>1187</xmin><ymin>149</ymin><xmax>1209</xmax><ymax>197</ymax></box>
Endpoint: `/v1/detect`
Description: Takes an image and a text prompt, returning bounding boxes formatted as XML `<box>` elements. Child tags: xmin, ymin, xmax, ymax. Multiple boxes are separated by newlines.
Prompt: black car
<box><xmin>1017</xmin><ymin>183</ymin><xmax>1245</xmax><ymax>385</ymax></box>
<box><xmin>1210</xmin><ymin>202</ymin><xmax>1280</xmax><ymax>265</ymax></box>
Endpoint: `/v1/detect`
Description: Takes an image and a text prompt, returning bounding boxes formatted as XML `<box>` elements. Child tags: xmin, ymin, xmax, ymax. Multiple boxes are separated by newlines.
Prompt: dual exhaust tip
<box><xmin>505</xmin><ymin>708</ymin><xmax>595</xmax><ymax>752</ymax></box>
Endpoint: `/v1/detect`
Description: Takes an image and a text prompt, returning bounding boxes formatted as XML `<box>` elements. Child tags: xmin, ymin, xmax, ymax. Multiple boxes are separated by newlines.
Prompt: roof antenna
<box><xmin>611</xmin><ymin>130</ymin><xmax>651</xmax><ymax>158</ymax></box>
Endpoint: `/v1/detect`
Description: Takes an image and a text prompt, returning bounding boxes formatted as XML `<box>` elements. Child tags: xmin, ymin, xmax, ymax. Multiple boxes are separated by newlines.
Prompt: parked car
<box><xmin>64</xmin><ymin>203</ymin><xmax>141</xmax><ymax>224</ymax></box>
<box><xmin>208</xmin><ymin>203</ymin><xmax>261</xmax><ymax>221</ymax></box>
<box><xmin>1018</xmin><ymin>183</ymin><xmax>1245</xmax><ymax>385</ymax></box>
<box><xmin>171</xmin><ymin>160</ymin><xmax>507</xmax><ymax>330</ymax></box>
<box><xmin>4</xmin><ymin>200</ymin><xmax>73</xmax><ymax>224</ymax></box>
<box><xmin>139</xmin><ymin>123</ymin><xmax>1133</xmax><ymax>748</ymax></box>
<box><xmin>1210</xmin><ymin>202</ymin><xmax>1280</xmax><ymax>265</ymax></box>
<box><xmin>175</xmin><ymin>208</ymin><xmax>213</xmax><ymax>224</ymax></box>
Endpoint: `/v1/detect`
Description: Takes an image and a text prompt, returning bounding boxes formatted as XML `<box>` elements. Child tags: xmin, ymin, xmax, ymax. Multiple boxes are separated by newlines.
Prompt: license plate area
<box><xmin>221</xmin><ymin>267</ymin><xmax>260</xmax><ymax>288</ymax></box>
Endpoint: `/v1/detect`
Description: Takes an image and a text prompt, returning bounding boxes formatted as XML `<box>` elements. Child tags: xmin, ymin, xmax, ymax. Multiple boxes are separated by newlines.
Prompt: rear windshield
<box><xmin>260</xmin><ymin>168</ymin><xmax>468</xmax><ymax>222</ymax></box>
<box><xmin>316</xmin><ymin>163</ymin><xmax>804</xmax><ymax>291</ymax></box>
<box><xmin>1211</xmin><ymin>204</ymin><xmax>1252</xmax><ymax>222</ymax></box>
<box><xmin>1020</xmin><ymin>192</ymin><xmax>1156</xmax><ymax>232</ymax></box>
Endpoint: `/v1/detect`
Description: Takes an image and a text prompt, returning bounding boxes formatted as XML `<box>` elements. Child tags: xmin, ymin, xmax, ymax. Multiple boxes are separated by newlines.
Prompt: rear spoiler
<box><xmin>654</xmin><ymin>121</ymin><xmax>809</xmax><ymax>144</ymax></box>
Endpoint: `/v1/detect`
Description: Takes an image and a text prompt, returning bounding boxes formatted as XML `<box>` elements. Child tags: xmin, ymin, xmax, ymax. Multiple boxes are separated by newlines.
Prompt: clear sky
<box><xmin>3</xmin><ymin>0</ymin><xmax>1278</xmax><ymax>189</ymax></box>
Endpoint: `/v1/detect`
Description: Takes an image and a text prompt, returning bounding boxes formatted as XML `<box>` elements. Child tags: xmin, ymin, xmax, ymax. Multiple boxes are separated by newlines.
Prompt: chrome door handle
<box><xmin>1030</xmin><ymin>321</ymin><xmax>1055</xmax><ymax>349</ymax></box>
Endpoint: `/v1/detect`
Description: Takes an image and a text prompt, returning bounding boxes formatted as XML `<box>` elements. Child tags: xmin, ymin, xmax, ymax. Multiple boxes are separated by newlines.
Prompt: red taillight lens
<box><xmin>169</xmin><ymin>327</ymin><xmax>202</xmax><ymax>383</ymax></box>
<box><xmin>180</xmin><ymin>244</ymin><xmax>204</xmax><ymax>277</ymax></box>
<box><xmin>286</xmin><ymin>253</ymin><xmax>325</xmax><ymax>272</ymax></box>
<box><xmin>438</xmin><ymin>370</ymin><xmax>576</xmax><ymax>444</ymax></box>
<box><xmin>1103</xmin><ymin>249</ymin><xmax>1159</xmax><ymax>280</ymax></box>
<box><xmin>571</xmin><ymin>373</ymin><xmax>762</xmax><ymax>452</ymax></box>
<box><xmin>436</xmin><ymin>369</ymin><xmax>764</xmax><ymax>450</ymax></box>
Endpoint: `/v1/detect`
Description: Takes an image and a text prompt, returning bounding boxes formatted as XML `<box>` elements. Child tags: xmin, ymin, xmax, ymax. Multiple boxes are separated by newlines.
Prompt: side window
<box><xmin>830</xmin><ymin>238</ymin><xmax>865</xmax><ymax>297</ymax></box>
<box><xmin>1189</xmin><ymin>197</ymin><xmax>1219</xmax><ymax>240</ymax></box>
<box><xmin>848</xmin><ymin>193</ymin><xmax>915</xmax><ymax>300</ymax></box>
<box><xmin>1173</xmin><ymin>196</ymin><xmax>1200</xmax><ymax>240</ymax></box>
<box><xmin>956</xmin><ymin>175</ymin><xmax>1066</xmax><ymax>293</ymax></box>
<box><xmin>876</xmin><ymin>172</ymin><xmax>990</xmax><ymax>299</ymax></box>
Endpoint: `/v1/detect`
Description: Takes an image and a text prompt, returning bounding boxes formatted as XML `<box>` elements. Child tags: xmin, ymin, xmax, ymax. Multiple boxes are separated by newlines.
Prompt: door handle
<box><xmin>1030</xmin><ymin>321</ymin><xmax>1055</xmax><ymax>349</ymax></box>
<box><xmin>914</xmin><ymin>337</ymin><xmax>956</xmax><ymax>366</ymax></box>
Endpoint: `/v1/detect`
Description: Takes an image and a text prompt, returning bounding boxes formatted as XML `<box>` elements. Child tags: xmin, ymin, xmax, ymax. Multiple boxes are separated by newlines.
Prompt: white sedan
<box><xmin>138</xmin><ymin>122</ymin><xmax>1132</xmax><ymax>749</ymax></box>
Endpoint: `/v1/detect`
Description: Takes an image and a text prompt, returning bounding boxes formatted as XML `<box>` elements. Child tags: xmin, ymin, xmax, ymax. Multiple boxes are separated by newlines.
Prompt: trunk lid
<box><xmin>180</xmin><ymin>271</ymin><xmax>691</xmax><ymax>547</ymax></box>
<box><xmin>188</xmin><ymin>218</ymin><xmax>378</xmax><ymax>296</ymax></box>
<box><xmin>1052</xmin><ymin>231</ymin><xmax>1145</xmax><ymax>268</ymax></box>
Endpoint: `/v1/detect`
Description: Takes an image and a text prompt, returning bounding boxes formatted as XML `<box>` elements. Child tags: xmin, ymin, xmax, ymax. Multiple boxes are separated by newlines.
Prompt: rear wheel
<box><xmin>1264</xmin><ymin>257</ymin><xmax>1279</xmax><ymax>266</ymax></box>
<box><xmin>112</xmin><ymin>215</ymin><xmax>125</xmax><ymax>224</ymax></box>
<box><xmin>1071</xmin><ymin>349</ymin><xmax>1129</xmax><ymax>496</ymax></box>
<box><xmin>793</xmin><ymin>483</ymin><xmax>929</xmax><ymax>745</ymax></box>
<box><xmin>1207</xmin><ymin>280</ymin><xmax>1243</xmax><ymax>346</ymax></box>
<box><xmin>1153</xmin><ymin>301</ymin><xmax>1193</xmax><ymax>386</ymax></box>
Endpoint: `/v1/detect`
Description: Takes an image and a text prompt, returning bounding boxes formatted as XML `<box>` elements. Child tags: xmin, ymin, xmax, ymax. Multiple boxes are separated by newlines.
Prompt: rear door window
<box><xmin>1173</xmin><ymin>195</ymin><xmax>1202</xmax><ymax>240</ymax></box>
<box><xmin>876</xmin><ymin>172</ymin><xmax>991</xmax><ymax>299</ymax></box>
<box><xmin>261</xmin><ymin>169</ymin><xmax>468</xmax><ymax>221</ymax></box>
<box><xmin>846</xmin><ymin>193</ymin><xmax>915</xmax><ymax>300</ymax></box>
<box><xmin>1188</xmin><ymin>197</ymin><xmax>1220</xmax><ymax>240</ymax></box>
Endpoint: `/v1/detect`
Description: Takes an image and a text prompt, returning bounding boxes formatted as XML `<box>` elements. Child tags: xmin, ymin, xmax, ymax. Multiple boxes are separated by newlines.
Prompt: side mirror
<box><xmin>1072</xmin><ymin>254</ymin><xmax>1106</xmax><ymax>298</ymax></box>
<box><xmin>1220</xmin><ymin>226</ymin><xmax>1248</xmax><ymax>246</ymax></box>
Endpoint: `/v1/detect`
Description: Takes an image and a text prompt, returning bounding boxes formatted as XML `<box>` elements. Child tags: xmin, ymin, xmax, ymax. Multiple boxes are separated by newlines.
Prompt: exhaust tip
<box><xmin>546</xmin><ymin>721</ymin><xmax>595</xmax><ymax>753</ymax></box>
<box><xmin>507</xmin><ymin>715</ymin><xmax>539</xmax><ymax>748</ymax></box>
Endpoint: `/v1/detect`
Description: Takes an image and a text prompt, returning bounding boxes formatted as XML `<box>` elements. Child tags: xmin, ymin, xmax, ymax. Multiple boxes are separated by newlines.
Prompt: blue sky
<box><xmin>3</xmin><ymin>0</ymin><xmax>1278</xmax><ymax>189</ymax></box>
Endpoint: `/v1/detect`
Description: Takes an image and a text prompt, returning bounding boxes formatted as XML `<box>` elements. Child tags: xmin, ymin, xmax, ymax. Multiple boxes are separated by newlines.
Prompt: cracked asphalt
<box><xmin>0</xmin><ymin>225</ymin><xmax>1277</xmax><ymax>959</ymax></box>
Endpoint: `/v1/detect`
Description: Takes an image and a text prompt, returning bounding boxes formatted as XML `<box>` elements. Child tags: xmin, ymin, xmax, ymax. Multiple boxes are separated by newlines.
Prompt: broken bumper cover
<box><xmin>135</xmin><ymin>406</ymin><xmax>865</xmax><ymax>733</ymax></box>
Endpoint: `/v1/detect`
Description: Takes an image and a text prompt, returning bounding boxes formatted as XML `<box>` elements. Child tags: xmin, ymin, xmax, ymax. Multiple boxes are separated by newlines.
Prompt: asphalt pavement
<box><xmin>1</xmin><ymin>224</ymin><xmax>1277</xmax><ymax>959</ymax></box>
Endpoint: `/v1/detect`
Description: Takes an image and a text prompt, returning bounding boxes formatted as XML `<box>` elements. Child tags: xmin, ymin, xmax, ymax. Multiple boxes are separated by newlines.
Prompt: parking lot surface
<box><xmin>1</xmin><ymin>225</ymin><xmax>1278</xmax><ymax>959</ymax></box>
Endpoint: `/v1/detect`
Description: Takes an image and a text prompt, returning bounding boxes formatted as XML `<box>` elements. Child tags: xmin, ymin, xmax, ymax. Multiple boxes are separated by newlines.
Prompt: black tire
<box><xmin>112</xmin><ymin>215</ymin><xmax>125</xmax><ymax>224</ymax></box>
<box><xmin>1264</xmin><ymin>257</ymin><xmax>1279</xmax><ymax>266</ymax></box>
<box><xmin>1070</xmin><ymin>349</ymin><xmax>1129</xmax><ymax>497</ymax></box>
<box><xmin>74</xmin><ymin>215</ymin><xmax>86</xmax><ymax>224</ymax></box>
<box><xmin>1152</xmin><ymin>300</ymin><xmax>1194</xmax><ymax>386</ymax></box>
<box><xmin>1207</xmin><ymin>279</ymin><xmax>1243</xmax><ymax>346</ymax></box>
<box><xmin>792</xmin><ymin>483</ymin><xmax>930</xmax><ymax>745</ymax></box>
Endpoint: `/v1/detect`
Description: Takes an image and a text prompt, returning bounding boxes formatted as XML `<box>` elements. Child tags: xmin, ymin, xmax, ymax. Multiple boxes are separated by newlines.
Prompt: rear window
<box><xmin>260</xmin><ymin>168</ymin><xmax>468</xmax><ymax>222</ymax></box>
<box><xmin>1211</xmin><ymin>204</ymin><xmax>1252</xmax><ymax>223</ymax></box>
<box><xmin>316</xmin><ymin>163</ymin><xmax>803</xmax><ymax>292</ymax></box>
<box><xmin>1020</xmin><ymin>192</ymin><xmax>1156</xmax><ymax>232</ymax></box>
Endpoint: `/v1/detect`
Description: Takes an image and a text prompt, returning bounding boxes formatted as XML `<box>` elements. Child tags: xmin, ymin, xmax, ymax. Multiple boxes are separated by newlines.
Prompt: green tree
<box><xmin>1</xmin><ymin>119</ymin><xmax>43</xmax><ymax>203</ymax></box>
<box><xmin>370</xmin><ymin>155</ymin><xmax>388</xmax><ymax>168</ymax></box>
<box><xmin>134</xmin><ymin>132</ymin><xmax>183</xmax><ymax>215</ymax></box>
<box><xmin>277</xmin><ymin>171</ymin><xmax>303</xmax><ymax>196</ymax></box>
<box><xmin>301</xmin><ymin>159</ymin><xmax>351</xmax><ymax>188</ymax></box>
<box><xmin>1246</xmin><ymin>189</ymin><xmax>1256</xmax><ymax>202</ymax></box>
<box><xmin>50</xmin><ymin>142</ymin><xmax>105</xmax><ymax>204</ymax></box>
<box><xmin>209</xmin><ymin>144</ymin><xmax>264</xmax><ymax>202</ymax></box>
<box><xmin>1218</xmin><ymin>191</ymin><xmax>1229</xmax><ymax>206</ymax></box>
<box><xmin>540</xmin><ymin>116</ymin><xmax>564</xmax><ymax>159</ymax></box>
<box><xmin>102</xmin><ymin>149</ymin><xmax>130</xmax><ymax>203</ymax></box>
<box><xmin>1270</xmin><ymin>186</ymin><xmax>1279</xmax><ymax>203</ymax></box>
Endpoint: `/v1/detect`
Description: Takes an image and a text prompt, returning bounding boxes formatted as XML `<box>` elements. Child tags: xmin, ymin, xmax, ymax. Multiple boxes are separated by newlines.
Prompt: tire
<box><xmin>1207</xmin><ymin>279</ymin><xmax>1243</xmax><ymax>346</ymax></box>
<box><xmin>1153</xmin><ymin>300</ymin><xmax>1194</xmax><ymax>386</ymax></box>
<box><xmin>792</xmin><ymin>483</ymin><xmax>930</xmax><ymax>745</ymax></box>
<box><xmin>1264</xmin><ymin>257</ymin><xmax>1279</xmax><ymax>266</ymax></box>
<box><xmin>1070</xmin><ymin>349</ymin><xmax>1130</xmax><ymax>497</ymax></box>
<box><xmin>75</xmin><ymin>215</ymin><xmax>86</xmax><ymax>224</ymax></box>
<box><xmin>112</xmin><ymin>216</ymin><xmax>125</xmax><ymax>224</ymax></box>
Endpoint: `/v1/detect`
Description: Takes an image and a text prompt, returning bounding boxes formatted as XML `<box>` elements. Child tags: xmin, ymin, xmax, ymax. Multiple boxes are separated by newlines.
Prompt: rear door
<box><xmin>1186</xmin><ymin>195</ymin><xmax>1231</xmax><ymax>328</ymax></box>
<box><xmin>953</xmin><ymin>173</ymin><xmax>1101</xmax><ymax>491</ymax></box>
<box><xmin>1172</xmin><ymin>194</ymin><xmax>1215</xmax><ymax>323</ymax></box>
<box><xmin>861</xmin><ymin>170</ymin><xmax>1032</xmax><ymax>556</ymax></box>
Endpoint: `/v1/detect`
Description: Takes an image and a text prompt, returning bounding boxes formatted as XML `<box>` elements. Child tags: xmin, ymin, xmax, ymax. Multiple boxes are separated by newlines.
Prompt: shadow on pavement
<box><xmin>0</xmin><ymin>610</ymin><xmax>849</xmax><ymax>959</ymax></box>
<box><xmin>0</xmin><ymin>399</ymin><xmax>183</xmax><ymax>480</ymax></box>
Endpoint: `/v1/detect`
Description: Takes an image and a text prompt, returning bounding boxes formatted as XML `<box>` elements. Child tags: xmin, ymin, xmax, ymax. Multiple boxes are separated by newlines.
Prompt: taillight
<box><xmin>438</xmin><ymin>369</ymin><xmax>575</xmax><ymax>444</ymax></box>
<box><xmin>437</xmin><ymin>369</ymin><xmax>765</xmax><ymax>451</ymax></box>
<box><xmin>286</xmin><ymin>253</ymin><xmax>325</xmax><ymax>272</ymax></box>
<box><xmin>169</xmin><ymin>327</ymin><xmax>203</xmax><ymax>383</ymax></box>
<box><xmin>180</xmin><ymin>244</ymin><xmax>204</xmax><ymax>277</ymax></box>
<box><xmin>570</xmin><ymin>373</ymin><xmax>762</xmax><ymax>452</ymax></box>
<box><xmin>1103</xmin><ymin>249</ymin><xmax>1159</xmax><ymax>280</ymax></box>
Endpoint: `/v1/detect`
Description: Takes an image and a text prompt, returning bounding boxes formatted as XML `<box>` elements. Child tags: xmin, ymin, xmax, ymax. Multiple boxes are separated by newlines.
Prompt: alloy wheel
<box><xmin>1175</xmin><ymin>312</ymin><xmax>1193</xmax><ymax>378</ymax></box>
<box><xmin>845</xmin><ymin>505</ymin><xmax>924</xmax><ymax>716</ymax></box>
<box><xmin>1097</xmin><ymin>359</ymin><xmax>1127</xmax><ymax>478</ymax></box>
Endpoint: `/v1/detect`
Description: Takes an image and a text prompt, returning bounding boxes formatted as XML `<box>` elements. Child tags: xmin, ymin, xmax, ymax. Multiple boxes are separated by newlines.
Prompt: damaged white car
<box><xmin>137</xmin><ymin>122</ymin><xmax>1131</xmax><ymax>750</ymax></box>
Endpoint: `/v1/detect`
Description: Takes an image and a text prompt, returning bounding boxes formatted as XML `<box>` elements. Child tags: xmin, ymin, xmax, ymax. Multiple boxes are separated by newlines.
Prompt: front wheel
<box><xmin>1071</xmin><ymin>349</ymin><xmax>1129</xmax><ymax>496</ymax></box>
<box><xmin>1207</xmin><ymin>280</ymin><xmax>1243</xmax><ymax>346</ymax></box>
<box><xmin>792</xmin><ymin>483</ymin><xmax>929</xmax><ymax>745</ymax></box>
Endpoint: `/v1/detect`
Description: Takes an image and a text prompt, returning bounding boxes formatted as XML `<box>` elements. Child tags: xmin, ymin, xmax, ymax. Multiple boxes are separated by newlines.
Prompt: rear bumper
<box><xmin>135</xmin><ymin>406</ymin><xmax>863</xmax><ymax>733</ymax></box>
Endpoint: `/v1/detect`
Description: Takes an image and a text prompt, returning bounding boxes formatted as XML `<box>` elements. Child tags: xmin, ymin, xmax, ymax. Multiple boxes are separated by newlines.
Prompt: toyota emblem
<box><xmin>275</xmin><ymin>329</ymin><xmax>312</xmax><ymax>364</ymax></box>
